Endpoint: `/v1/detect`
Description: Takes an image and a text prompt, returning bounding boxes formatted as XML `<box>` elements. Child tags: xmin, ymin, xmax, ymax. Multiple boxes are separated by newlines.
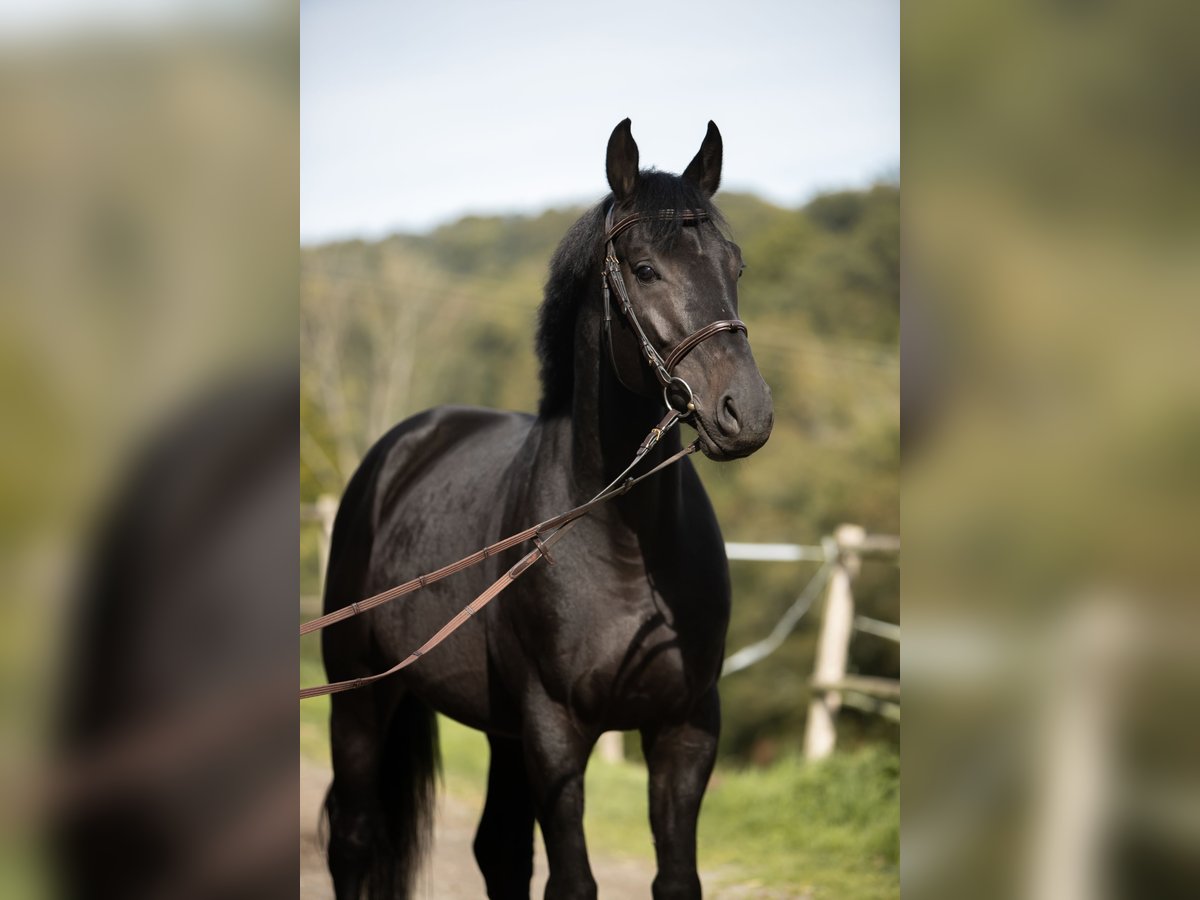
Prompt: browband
<box><xmin>604</xmin><ymin>209</ymin><xmax>710</xmax><ymax>244</ymax></box>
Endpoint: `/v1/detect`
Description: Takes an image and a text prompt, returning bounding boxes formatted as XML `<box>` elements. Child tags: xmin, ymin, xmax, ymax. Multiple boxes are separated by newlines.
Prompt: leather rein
<box><xmin>299</xmin><ymin>206</ymin><xmax>747</xmax><ymax>700</ymax></box>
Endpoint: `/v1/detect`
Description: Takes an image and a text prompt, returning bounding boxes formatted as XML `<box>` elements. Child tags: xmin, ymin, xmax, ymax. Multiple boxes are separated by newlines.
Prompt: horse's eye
<box><xmin>634</xmin><ymin>264</ymin><xmax>657</xmax><ymax>284</ymax></box>
<box><xmin>738</xmin><ymin>264</ymin><xmax>746</xmax><ymax>279</ymax></box>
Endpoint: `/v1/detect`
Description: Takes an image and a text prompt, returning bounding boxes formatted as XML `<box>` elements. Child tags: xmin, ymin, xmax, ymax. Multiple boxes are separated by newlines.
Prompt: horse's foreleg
<box><xmin>474</xmin><ymin>734</ymin><xmax>536</xmax><ymax>899</ymax></box>
<box><xmin>522</xmin><ymin>691</ymin><xmax>597</xmax><ymax>900</ymax></box>
<box><xmin>641</xmin><ymin>690</ymin><xmax>720</xmax><ymax>900</ymax></box>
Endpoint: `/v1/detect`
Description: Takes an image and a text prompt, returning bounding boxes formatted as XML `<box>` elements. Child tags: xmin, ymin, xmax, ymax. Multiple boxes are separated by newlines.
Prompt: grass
<box><xmin>300</xmin><ymin>681</ymin><xmax>898</xmax><ymax>899</ymax></box>
<box><xmin>299</xmin><ymin>647</ymin><xmax>332</xmax><ymax>764</ymax></box>
<box><xmin>696</xmin><ymin>747</ymin><xmax>899</xmax><ymax>898</ymax></box>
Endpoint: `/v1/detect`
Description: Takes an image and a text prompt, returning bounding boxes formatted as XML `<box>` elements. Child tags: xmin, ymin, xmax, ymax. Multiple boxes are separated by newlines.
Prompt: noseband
<box><xmin>601</xmin><ymin>206</ymin><xmax>748</xmax><ymax>416</ymax></box>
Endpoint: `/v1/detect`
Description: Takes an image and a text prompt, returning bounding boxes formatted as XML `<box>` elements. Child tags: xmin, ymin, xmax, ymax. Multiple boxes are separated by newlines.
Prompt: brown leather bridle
<box><xmin>601</xmin><ymin>205</ymin><xmax>748</xmax><ymax>415</ymax></box>
<box><xmin>299</xmin><ymin>206</ymin><xmax>751</xmax><ymax>700</ymax></box>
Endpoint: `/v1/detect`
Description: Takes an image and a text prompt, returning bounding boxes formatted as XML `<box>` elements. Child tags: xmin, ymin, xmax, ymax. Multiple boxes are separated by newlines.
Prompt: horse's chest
<box><xmin>563</xmin><ymin>609</ymin><xmax>721</xmax><ymax>729</ymax></box>
<box><xmin>510</xmin><ymin>524</ymin><xmax>730</xmax><ymax>729</ymax></box>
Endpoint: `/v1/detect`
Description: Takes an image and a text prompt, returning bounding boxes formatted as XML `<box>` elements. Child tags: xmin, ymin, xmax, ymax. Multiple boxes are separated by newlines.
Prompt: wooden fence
<box><xmin>802</xmin><ymin>524</ymin><xmax>899</xmax><ymax>760</ymax></box>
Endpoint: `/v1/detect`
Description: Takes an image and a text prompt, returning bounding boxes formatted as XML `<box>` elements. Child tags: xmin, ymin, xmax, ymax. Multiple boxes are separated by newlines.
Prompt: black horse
<box><xmin>321</xmin><ymin>119</ymin><xmax>773</xmax><ymax>900</ymax></box>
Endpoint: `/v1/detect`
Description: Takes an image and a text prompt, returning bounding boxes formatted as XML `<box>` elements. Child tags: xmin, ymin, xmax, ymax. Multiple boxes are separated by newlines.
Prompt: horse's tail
<box><xmin>323</xmin><ymin>692</ymin><xmax>440</xmax><ymax>899</ymax></box>
<box><xmin>378</xmin><ymin>693</ymin><xmax>441</xmax><ymax>898</ymax></box>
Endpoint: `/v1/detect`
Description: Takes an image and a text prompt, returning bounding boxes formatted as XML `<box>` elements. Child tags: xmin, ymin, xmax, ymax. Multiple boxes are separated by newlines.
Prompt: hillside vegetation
<box><xmin>300</xmin><ymin>184</ymin><xmax>899</xmax><ymax>760</ymax></box>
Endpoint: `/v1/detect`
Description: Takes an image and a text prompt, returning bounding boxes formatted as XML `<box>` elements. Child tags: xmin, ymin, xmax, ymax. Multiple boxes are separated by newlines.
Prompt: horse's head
<box><xmin>603</xmin><ymin>119</ymin><xmax>773</xmax><ymax>461</ymax></box>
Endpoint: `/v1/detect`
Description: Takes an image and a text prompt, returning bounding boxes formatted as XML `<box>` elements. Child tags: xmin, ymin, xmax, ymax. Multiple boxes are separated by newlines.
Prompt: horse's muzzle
<box><xmin>695</xmin><ymin>374</ymin><xmax>773</xmax><ymax>460</ymax></box>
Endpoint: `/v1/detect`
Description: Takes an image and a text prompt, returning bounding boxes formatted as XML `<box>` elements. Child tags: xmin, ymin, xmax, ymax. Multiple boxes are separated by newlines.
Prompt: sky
<box><xmin>301</xmin><ymin>0</ymin><xmax>898</xmax><ymax>243</ymax></box>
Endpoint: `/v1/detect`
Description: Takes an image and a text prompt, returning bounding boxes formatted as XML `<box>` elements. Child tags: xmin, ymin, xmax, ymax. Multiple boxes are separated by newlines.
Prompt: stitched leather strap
<box><xmin>663</xmin><ymin>319</ymin><xmax>748</xmax><ymax>373</ymax></box>
<box><xmin>299</xmin><ymin>423</ymin><xmax>699</xmax><ymax>700</ymax></box>
<box><xmin>605</xmin><ymin>208</ymin><xmax>709</xmax><ymax>244</ymax></box>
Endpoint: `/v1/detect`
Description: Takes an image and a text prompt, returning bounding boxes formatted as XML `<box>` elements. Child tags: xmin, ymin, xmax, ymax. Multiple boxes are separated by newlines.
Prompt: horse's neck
<box><xmin>566</xmin><ymin>338</ymin><xmax>684</xmax><ymax>544</ymax></box>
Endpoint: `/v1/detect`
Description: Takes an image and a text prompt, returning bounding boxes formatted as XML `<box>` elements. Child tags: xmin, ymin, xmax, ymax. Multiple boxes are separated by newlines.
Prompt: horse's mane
<box><xmin>535</xmin><ymin>170</ymin><xmax>726</xmax><ymax>416</ymax></box>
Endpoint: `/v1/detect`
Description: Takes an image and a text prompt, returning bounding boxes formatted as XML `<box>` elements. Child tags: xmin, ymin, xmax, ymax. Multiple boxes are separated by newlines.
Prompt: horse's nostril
<box><xmin>718</xmin><ymin>394</ymin><xmax>741</xmax><ymax>436</ymax></box>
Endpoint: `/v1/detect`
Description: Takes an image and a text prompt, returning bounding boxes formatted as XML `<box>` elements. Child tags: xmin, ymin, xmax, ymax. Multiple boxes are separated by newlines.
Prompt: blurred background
<box><xmin>903</xmin><ymin>1</ymin><xmax>1200</xmax><ymax>898</ymax></box>
<box><xmin>300</xmin><ymin>0</ymin><xmax>898</xmax><ymax>897</ymax></box>
<box><xmin>0</xmin><ymin>1</ymin><xmax>298</xmax><ymax>898</ymax></box>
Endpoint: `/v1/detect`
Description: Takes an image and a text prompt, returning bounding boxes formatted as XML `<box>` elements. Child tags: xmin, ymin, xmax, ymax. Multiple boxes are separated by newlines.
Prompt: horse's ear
<box><xmin>682</xmin><ymin>121</ymin><xmax>723</xmax><ymax>197</ymax></box>
<box><xmin>606</xmin><ymin>118</ymin><xmax>639</xmax><ymax>201</ymax></box>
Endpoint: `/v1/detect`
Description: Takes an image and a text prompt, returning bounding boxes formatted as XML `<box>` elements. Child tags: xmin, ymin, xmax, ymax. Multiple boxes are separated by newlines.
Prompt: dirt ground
<box><xmin>300</xmin><ymin>757</ymin><xmax>805</xmax><ymax>898</ymax></box>
<box><xmin>300</xmin><ymin>756</ymin><xmax>660</xmax><ymax>898</ymax></box>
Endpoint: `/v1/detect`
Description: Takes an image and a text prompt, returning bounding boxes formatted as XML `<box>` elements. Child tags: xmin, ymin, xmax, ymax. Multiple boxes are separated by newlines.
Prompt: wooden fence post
<box><xmin>804</xmin><ymin>524</ymin><xmax>864</xmax><ymax>761</ymax></box>
<box><xmin>596</xmin><ymin>731</ymin><xmax>624</xmax><ymax>764</ymax></box>
<box><xmin>315</xmin><ymin>494</ymin><xmax>338</xmax><ymax>594</ymax></box>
